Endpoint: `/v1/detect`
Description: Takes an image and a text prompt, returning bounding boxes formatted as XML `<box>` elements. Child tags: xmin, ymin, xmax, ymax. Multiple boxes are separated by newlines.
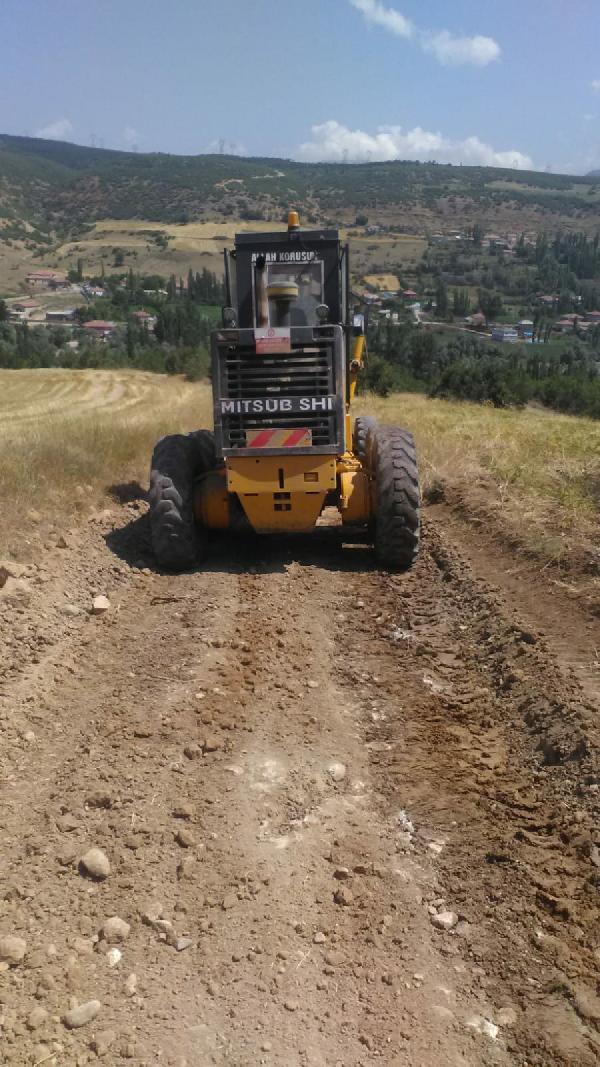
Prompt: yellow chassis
<box><xmin>194</xmin><ymin>337</ymin><xmax>371</xmax><ymax>534</ymax></box>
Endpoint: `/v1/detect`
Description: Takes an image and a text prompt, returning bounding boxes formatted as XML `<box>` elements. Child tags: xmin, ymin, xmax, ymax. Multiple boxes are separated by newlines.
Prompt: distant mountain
<box><xmin>587</xmin><ymin>169</ymin><xmax>600</xmax><ymax>177</ymax></box>
<box><xmin>2</xmin><ymin>133</ymin><xmax>600</xmax><ymax>245</ymax></box>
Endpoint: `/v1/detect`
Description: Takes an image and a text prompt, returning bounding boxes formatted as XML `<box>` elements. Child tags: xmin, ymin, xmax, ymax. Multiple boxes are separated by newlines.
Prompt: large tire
<box><xmin>149</xmin><ymin>430</ymin><xmax>216</xmax><ymax>570</ymax></box>
<box><xmin>352</xmin><ymin>415</ymin><xmax>377</xmax><ymax>463</ymax></box>
<box><xmin>367</xmin><ymin>425</ymin><xmax>420</xmax><ymax>570</ymax></box>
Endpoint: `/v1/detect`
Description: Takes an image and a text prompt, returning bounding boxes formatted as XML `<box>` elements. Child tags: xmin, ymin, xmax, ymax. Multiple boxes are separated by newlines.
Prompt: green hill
<box><xmin>2</xmin><ymin>132</ymin><xmax>600</xmax><ymax>245</ymax></box>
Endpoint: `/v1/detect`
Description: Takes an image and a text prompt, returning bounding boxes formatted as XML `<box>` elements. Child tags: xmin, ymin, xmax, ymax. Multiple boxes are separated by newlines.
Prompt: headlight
<box><xmin>222</xmin><ymin>306</ymin><xmax>237</xmax><ymax>328</ymax></box>
<box><xmin>316</xmin><ymin>303</ymin><xmax>329</xmax><ymax>322</ymax></box>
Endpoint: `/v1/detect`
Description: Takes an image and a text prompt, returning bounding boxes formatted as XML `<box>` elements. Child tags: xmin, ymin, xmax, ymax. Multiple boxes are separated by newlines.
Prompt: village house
<box><xmin>83</xmin><ymin>320</ymin><xmax>118</xmax><ymax>338</ymax></box>
<box><xmin>25</xmin><ymin>269</ymin><xmax>69</xmax><ymax>290</ymax></box>
<box><xmin>81</xmin><ymin>284</ymin><xmax>107</xmax><ymax>299</ymax></box>
<box><xmin>554</xmin><ymin>318</ymin><xmax>575</xmax><ymax>334</ymax></box>
<box><xmin>132</xmin><ymin>310</ymin><xmax>157</xmax><ymax>329</ymax></box>
<box><xmin>9</xmin><ymin>298</ymin><xmax>42</xmax><ymax>320</ymax></box>
<box><xmin>45</xmin><ymin>309</ymin><xmax>77</xmax><ymax>324</ymax></box>
<box><xmin>516</xmin><ymin>319</ymin><xmax>534</xmax><ymax>339</ymax></box>
<box><xmin>465</xmin><ymin>312</ymin><xmax>487</xmax><ymax>329</ymax></box>
<box><xmin>491</xmin><ymin>326</ymin><xmax>519</xmax><ymax>343</ymax></box>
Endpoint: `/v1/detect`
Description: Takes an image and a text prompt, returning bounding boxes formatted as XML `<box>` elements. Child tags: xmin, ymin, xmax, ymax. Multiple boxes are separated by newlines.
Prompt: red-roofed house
<box><xmin>25</xmin><ymin>269</ymin><xmax>68</xmax><ymax>289</ymax></box>
<box><xmin>83</xmin><ymin>320</ymin><xmax>117</xmax><ymax>338</ymax></box>
<box><xmin>466</xmin><ymin>312</ymin><xmax>487</xmax><ymax>329</ymax></box>
<box><xmin>554</xmin><ymin>318</ymin><xmax>575</xmax><ymax>334</ymax></box>
<box><xmin>132</xmin><ymin>310</ymin><xmax>157</xmax><ymax>329</ymax></box>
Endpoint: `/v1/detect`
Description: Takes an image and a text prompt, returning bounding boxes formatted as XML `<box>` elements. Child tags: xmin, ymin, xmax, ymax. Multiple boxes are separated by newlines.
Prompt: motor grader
<box><xmin>148</xmin><ymin>211</ymin><xmax>420</xmax><ymax>570</ymax></box>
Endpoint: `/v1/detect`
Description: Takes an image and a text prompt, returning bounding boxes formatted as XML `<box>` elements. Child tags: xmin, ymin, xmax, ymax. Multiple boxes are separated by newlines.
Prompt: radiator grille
<box><xmin>221</xmin><ymin>342</ymin><xmax>336</xmax><ymax>449</ymax></box>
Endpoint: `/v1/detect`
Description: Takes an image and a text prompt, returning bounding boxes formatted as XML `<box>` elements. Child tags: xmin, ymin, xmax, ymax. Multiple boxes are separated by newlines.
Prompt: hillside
<box><xmin>2</xmin><ymin>133</ymin><xmax>600</xmax><ymax>249</ymax></box>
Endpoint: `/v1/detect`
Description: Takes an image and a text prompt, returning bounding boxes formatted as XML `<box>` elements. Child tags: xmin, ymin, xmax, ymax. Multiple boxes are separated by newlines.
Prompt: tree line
<box><xmin>365</xmin><ymin>318</ymin><xmax>600</xmax><ymax>418</ymax></box>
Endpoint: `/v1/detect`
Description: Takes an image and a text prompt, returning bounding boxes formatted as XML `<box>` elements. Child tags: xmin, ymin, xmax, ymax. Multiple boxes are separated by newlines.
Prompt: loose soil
<box><xmin>0</xmin><ymin>498</ymin><xmax>598</xmax><ymax>1066</ymax></box>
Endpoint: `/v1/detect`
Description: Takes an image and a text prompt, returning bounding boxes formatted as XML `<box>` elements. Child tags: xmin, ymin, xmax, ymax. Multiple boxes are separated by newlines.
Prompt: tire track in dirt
<box><xmin>0</xmin><ymin>503</ymin><xmax>598</xmax><ymax>1065</ymax></box>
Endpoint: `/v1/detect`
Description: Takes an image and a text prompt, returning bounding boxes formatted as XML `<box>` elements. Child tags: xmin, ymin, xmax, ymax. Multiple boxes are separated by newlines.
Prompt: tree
<box><xmin>126</xmin><ymin>320</ymin><xmax>135</xmax><ymax>361</ymax></box>
<box><xmin>113</xmin><ymin>248</ymin><xmax>125</xmax><ymax>267</ymax></box>
<box><xmin>77</xmin><ymin>257</ymin><xmax>84</xmax><ymax>282</ymax></box>
<box><xmin>435</xmin><ymin>278</ymin><xmax>448</xmax><ymax>317</ymax></box>
<box><xmin>478</xmin><ymin>288</ymin><xmax>502</xmax><ymax>321</ymax></box>
<box><xmin>365</xmin><ymin>355</ymin><xmax>395</xmax><ymax>396</ymax></box>
<box><xmin>0</xmin><ymin>299</ymin><xmax>7</xmax><ymax>323</ymax></box>
<box><xmin>355</xmin><ymin>214</ymin><xmax>369</xmax><ymax>226</ymax></box>
<box><xmin>452</xmin><ymin>288</ymin><xmax>470</xmax><ymax>317</ymax></box>
<box><xmin>472</xmin><ymin>223</ymin><xmax>484</xmax><ymax>247</ymax></box>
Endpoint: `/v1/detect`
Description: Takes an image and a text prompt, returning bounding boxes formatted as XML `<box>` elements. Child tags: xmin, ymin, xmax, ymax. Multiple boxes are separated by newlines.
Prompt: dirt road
<box><xmin>0</xmin><ymin>496</ymin><xmax>598</xmax><ymax>1066</ymax></box>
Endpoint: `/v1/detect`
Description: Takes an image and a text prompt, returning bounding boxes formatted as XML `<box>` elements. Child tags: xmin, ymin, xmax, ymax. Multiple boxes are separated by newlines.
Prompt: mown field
<box><xmin>10</xmin><ymin>220</ymin><xmax>426</xmax><ymax>298</ymax></box>
<box><xmin>1</xmin><ymin>370</ymin><xmax>598</xmax><ymax>582</ymax></box>
<box><xmin>0</xmin><ymin>370</ymin><xmax>211</xmax><ymax>552</ymax></box>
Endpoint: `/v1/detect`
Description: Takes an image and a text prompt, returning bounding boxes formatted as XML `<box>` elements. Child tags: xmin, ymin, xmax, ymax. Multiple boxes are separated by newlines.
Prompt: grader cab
<box><xmin>148</xmin><ymin>211</ymin><xmax>420</xmax><ymax>570</ymax></box>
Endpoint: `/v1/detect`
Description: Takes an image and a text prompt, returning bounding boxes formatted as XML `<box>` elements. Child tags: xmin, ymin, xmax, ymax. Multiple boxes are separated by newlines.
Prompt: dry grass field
<box><xmin>358</xmin><ymin>393</ymin><xmax>600</xmax><ymax>574</ymax></box>
<box><xmin>1</xmin><ymin>217</ymin><xmax>426</xmax><ymax>297</ymax></box>
<box><xmin>1</xmin><ymin>369</ymin><xmax>598</xmax><ymax>581</ymax></box>
<box><xmin>0</xmin><ymin>370</ymin><xmax>211</xmax><ymax>552</ymax></box>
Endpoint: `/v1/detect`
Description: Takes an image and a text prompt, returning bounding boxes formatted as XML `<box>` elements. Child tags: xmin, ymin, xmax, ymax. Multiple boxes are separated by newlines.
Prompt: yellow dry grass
<box><xmin>2</xmin><ymin>371</ymin><xmax>598</xmax><ymax>578</ymax></box>
<box><xmin>0</xmin><ymin>370</ymin><xmax>212</xmax><ymax>552</ymax></box>
<box><xmin>363</xmin><ymin>274</ymin><xmax>401</xmax><ymax>292</ymax></box>
<box><xmin>356</xmin><ymin>393</ymin><xmax>600</xmax><ymax>571</ymax></box>
<box><xmin>92</xmin><ymin>219</ymin><xmax>283</xmax><ymax>239</ymax></box>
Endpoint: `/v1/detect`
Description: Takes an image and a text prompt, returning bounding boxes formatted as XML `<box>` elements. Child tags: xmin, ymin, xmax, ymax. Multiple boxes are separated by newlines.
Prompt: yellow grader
<box><xmin>149</xmin><ymin>212</ymin><xmax>420</xmax><ymax>569</ymax></box>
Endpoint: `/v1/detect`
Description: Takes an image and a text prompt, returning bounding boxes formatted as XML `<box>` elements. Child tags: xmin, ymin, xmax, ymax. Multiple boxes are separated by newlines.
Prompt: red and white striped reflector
<box><xmin>245</xmin><ymin>428</ymin><xmax>312</xmax><ymax>448</ymax></box>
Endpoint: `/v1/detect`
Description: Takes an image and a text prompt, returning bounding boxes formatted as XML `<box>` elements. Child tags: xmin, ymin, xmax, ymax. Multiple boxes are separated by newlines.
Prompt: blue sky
<box><xmin>1</xmin><ymin>0</ymin><xmax>600</xmax><ymax>173</ymax></box>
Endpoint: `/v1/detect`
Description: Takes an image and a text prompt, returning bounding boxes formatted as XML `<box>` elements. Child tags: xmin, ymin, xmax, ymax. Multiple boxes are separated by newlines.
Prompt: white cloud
<box><xmin>349</xmin><ymin>0</ymin><xmax>500</xmax><ymax>67</ymax></box>
<box><xmin>122</xmin><ymin>126</ymin><xmax>140</xmax><ymax>150</ymax></box>
<box><xmin>296</xmin><ymin>119</ymin><xmax>533</xmax><ymax>169</ymax></box>
<box><xmin>349</xmin><ymin>0</ymin><xmax>412</xmax><ymax>38</ymax></box>
<box><xmin>35</xmin><ymin>118</ymin><xmax>73</xmax><ymax>141</ymax></box>
<box><xmin>591</xmin><ymin>79</ymin><xmax>600</xmax><ymax>92</ymax></box>
<box><xmin>422</xmin><ymin>30</ymin><xmax>500</xmax><ymax>67</ymax></box>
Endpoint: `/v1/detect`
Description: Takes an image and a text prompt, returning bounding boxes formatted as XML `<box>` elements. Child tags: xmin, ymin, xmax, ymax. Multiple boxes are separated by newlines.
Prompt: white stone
<box><xmin>63</xmin><ymin>1000</ymin><xmax>101</xmax><ymax>1029</ymax></box>
<box><xmin>101</xmin><ymin>916</ymin><xmax>130</xmax><ymax>944</ymax></box>
<box><xmin>466</xmin><ymin>1015</ymin><xmax>499</xmax><ymax>1041</ymax></box>
<box><xmin>327</xmin><ymin>761</ymin><xmax>347</xmax><ymax>782</ymax></box>
<box><xmin>0</xmin><ymin>935</ymin><xmax>27</xmax><ymax>964</ymax></box>
<box><xmin>431</xmin><ymin>911</ymin><xmax>458</xmax><ymax>931</ymax></box>
<box><xmin>91</xmin><ymin>595</ymin><xmax>110</xmax><ymax>615</ymax></box>
<box><xmin>80</xmin><ymin>847</ymin><xmax>110</xmax><ymax>880</ymax></box>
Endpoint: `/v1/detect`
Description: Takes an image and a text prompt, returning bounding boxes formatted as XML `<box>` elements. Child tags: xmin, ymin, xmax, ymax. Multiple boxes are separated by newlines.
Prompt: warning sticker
<box><xmin>246</xmin><ymin>428</ymin><xmax>312</xmax><ymax>448</ymax></box>
<box><xmin>255</xmin><ymin>327</ymin><xmax>291</xmax><ymax>354</ymax></box>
